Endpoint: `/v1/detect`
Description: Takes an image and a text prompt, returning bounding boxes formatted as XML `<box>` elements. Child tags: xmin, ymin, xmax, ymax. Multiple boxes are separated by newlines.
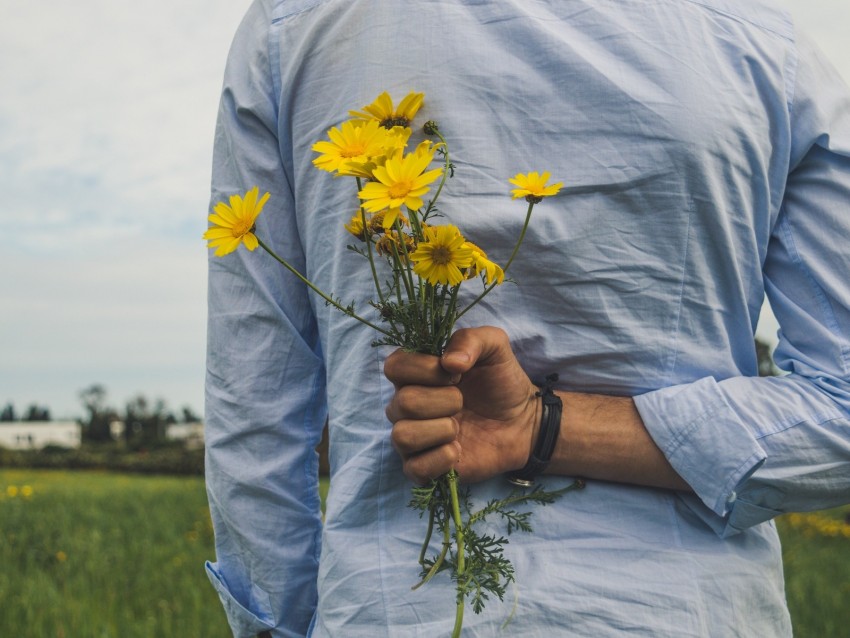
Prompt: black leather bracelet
<box><xmin>507</xmin><ymin>374</ymin><xmax>562</xmax><ymax>487</ymax></box>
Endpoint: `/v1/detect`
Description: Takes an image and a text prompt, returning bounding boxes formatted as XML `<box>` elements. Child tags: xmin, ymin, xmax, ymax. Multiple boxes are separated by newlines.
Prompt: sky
<box><xmin>0</xmin><ymin>1</ymin><xmax>848</xmax><ymax>420</ymax></box>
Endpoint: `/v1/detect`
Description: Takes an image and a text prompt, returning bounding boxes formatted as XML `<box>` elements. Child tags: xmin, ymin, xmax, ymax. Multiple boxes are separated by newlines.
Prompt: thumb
<box><xmin>440</xmin><ymin>326</ymin><xmax>512</xmax><ymax>375</ymax></box>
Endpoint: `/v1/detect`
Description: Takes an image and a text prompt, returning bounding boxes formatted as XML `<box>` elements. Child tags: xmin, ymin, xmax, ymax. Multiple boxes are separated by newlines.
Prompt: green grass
<box><xmin>1</xmin><ymin>469</ymin><xmax>847</xmax><ymax>637</ymax></box>
<box><xmin>776</xmin><ymin>506</ymin><xmax>850</xmax><ymax>637</ymax></box>
<box><xmin>0</xmin><ymin>468</ymin><xmax>229</xmax><ymax>638</ymax></box>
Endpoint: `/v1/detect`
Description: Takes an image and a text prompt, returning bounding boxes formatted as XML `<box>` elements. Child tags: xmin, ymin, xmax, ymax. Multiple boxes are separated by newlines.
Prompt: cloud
<box><xmin>0</xmin><ymin>237</ymin><xmax>208</xmax><ymax>417</ymax></box>
<box><xmin>0</xmin><ymin>1</ymin><xmax>250</xmax><ymax>238</ymax></box>
<box><xmin>0</xmin><ymin>0</ymin><xmax>252</xmax><ymax>417</ymax></box>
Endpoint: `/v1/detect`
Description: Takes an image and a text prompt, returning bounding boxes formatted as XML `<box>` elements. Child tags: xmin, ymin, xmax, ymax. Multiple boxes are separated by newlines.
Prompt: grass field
<box><xmin>0</xmin><ymin>469</ymin><xmax>847</xmax><ymax>637</ymax></box>
<box><xmin>0</xmin><ymin>468</ymin><xmax>230</xmax><ymax>638</ymax></box>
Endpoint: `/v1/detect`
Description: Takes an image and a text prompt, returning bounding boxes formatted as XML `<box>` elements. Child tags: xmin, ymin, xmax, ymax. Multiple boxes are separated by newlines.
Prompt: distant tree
<box><xmin>79</xmin><ymin>384</ymin><xmax>117</xmax><ymax>442</ymax></box>
<box><xmin>0</xmin><ymin>403</ymin><xmax>15</xmax><ymax>422</ymax></box>
<box><xmin>23</xmin><ymin>404</ymin><xmax>51</xmax><ymax>421</ymax></box>
<box><xmin>181</xmin><ymin>406</ymin><xmax>201</xmax><ymax>423</ymax></box>
<box><xmin>124</xmin><ymin>394</ymin><xmax>172</xmax><ymax>445</ymax></box>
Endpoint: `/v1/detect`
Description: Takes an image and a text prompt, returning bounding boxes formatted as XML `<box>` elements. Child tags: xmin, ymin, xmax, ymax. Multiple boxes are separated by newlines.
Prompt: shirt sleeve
<box><xmin>633</xmin><ymin>31</ymin><xmax>850</xmax><ymax>538</ymax></box>
<box><xmin>204</xmin><ymin>2</ymin><xmax>326</xmax><ymax>636</ymax></box>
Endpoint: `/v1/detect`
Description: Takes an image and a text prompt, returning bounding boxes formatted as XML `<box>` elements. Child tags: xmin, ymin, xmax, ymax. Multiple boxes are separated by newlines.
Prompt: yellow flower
<box><xmin>344</xmin><ymin>213</ymin><xmax>367</xmax><ymax>240</ymax></box>
<box><xmin>6</xmin><ymin>485</ymin><xmax>18</xmax><ymax>498</ymax></box>
<box><xmin>412</xmin><ymin>139</ymin><xmax>438</xmax><ymax>158</ymax></box>
<box><xmin>509</xmin><ymin>171</ymin><xmax>563</xmax><ymax>203</ymax></box>
<box><xmin>55</xmin><ymin>551</ymin><xmax>68</xmax><ymax>563</ymax></box>
<box><xmin>21</xmin><ymin>485</ymin><xmax>33</xmax><ymax>498</ymax></box>
<box><xmin>378</xmin><ymin>207</ymin><xmax>405</xmax><ymax>230</ymax></box>
<box><xmin>204</xmin><ymin>187</ymin><xmax>270</xmax><ymax>257</ymax></box>
<box><xmin>358</xmin><ymin>149</ymin><xmax>443</xmax><ymax>214</ymax></box>
<box><xmin>464</xmin><ymin>241</ymin><xmax>505</xmax><ymax>285</ymax></box>
<box><xmin>376</xmin><ymin>230</ymin><xmax>416</xmax><ymax>257</ymax></box>
<box><xmin>312</xmin><ymin>119</ymin><xmax>393</xmax><ymax>175</ymax></box>
<box><xmin>343</xmin><ymin>128</ymin><xmax>410</xmax><ymax>179</ymax></box>
<box><xmin>369</xmin><ymin>208</ymin><xmax>410</xmax><ymax>233</ymax></box>
<box><xmin>386</xmin><ymin>126</ymin><xmax>414</xmax><ymax>151</ymax></box>
<box><xmin>410</xmin><ymin>225</ymin><xmax>474</xmax><ymax>286</ymax></box>
<box><xmin>349</xmin><ymin>91</ymin><xmax>425</xmax><ymax>129</ymax></box>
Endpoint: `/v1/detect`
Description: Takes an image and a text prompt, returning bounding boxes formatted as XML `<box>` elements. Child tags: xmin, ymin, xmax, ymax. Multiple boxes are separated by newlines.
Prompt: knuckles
<box><xmin>404</xmin><ymin>441</ymin><xmax>461</xmax><ymax>484</ymax></box>
<box><xmin>390</xmin><ymin>385</ymin><xmax>462</xmax><ymax>420</ymax></box>
<box><xmin>382</xmin><ymin>348</ymin><xmax>406</xmax><ymax>383</ymax></box>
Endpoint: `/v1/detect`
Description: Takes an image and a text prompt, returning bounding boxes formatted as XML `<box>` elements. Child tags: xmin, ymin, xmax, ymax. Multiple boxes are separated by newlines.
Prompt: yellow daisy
<box><xmin>203</xmin><ymin>187</ymin><xmax>270</xmax><ymax>257</ymax></box>
<box><xmin>509</xmin><ymin>171</ymin><xmax>563</xmax><ymax>203</ymax></box>
<box><xmin>358</xmin><ymin>149</ymin><xmax>443</xmax><ymax>214</ymax></box>
<box><xmin>349</xmin><ymin>91</ymin><xmax>425</xmax><ymax>129</ymax></box>
<box><xmin>464</xmin><ymin>241</ymin><xmax>505</xmax><ymax>285</ymax></box>
<box><xmin>410</xmin><ymin>225</ymin><xmax>474</xmax><ymax>287</ymax></box>
<box><xmin>344</xmin><ymin>213</ymin><xmax>367</xmax><ymax>240</ymax></box>
<box><xmin>344</xmin><ymin>131</ymin><xmax>408</xmax><ymax>180</ymax></box>
<box><xmin>312</xmin><ymin>119</ymin><xmax>392</xmax><ymax>175</ymax></box>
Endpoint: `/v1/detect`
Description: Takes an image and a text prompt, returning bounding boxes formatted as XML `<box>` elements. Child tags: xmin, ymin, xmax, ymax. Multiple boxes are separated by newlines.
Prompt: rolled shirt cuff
<box><xmin>634</xmin><ymin>376</ymin><xmax>766</xmax><ymax>521</ymax></box>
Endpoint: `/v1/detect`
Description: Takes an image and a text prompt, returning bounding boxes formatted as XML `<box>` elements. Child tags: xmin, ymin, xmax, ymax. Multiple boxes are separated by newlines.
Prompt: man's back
<box><xmin>205</xmin><ymin>1</ymin><xmax>850</xmax><ymax>635</ymax></box>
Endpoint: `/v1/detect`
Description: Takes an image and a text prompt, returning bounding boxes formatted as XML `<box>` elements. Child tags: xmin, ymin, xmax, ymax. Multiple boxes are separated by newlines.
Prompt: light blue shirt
<box><xmin>204</xmin><ymin>1</ymin><xmax>850</xmax><ymax>636</ymax></box>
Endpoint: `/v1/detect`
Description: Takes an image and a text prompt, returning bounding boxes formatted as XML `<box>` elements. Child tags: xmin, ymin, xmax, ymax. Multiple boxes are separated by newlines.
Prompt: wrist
<box><xmin>507</xmin><ymin>374</ymin><xmax>563</xmax><ymax>486</ymax></box>
<box><xmin>511</xmin><ymin>387</ymin><xmax>541</xmax><ymax>472</ymax></box>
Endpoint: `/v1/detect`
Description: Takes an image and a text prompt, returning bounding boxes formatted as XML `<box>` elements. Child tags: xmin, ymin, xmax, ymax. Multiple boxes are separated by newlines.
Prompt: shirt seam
<box><xmin>753</xmin><ymin>407</ymin><xmax>843</xmax><ymax>439</ymax></box>
<box><xmin>663</xmin><ymin>198</ymin><xmax>694</xmax><ymax>385</ymax></box>
<box><xmin>777</xmin><ymin>213</ymin><xmax>850</xmax><ymax>377</ymax></box>
<box><xmin>271</xmin><ymin>0</ymin><xmax>329</xmax><ymax>22</ymax></box>
<box><xmin>303</xmin><ymin>367</ymin><xmax>326</xmax><ymax>566</ymax></box>
<box><xmin>679</xmin><ymin>0</ymin><xmax>793</xmax><ymax>42</ymax></box>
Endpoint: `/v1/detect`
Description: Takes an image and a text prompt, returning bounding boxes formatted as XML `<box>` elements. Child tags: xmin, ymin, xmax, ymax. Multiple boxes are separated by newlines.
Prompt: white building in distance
<box><xmin>0</xmin><ymin>421</ymin><xmax>82</xmax><ymax>450</ymax></box>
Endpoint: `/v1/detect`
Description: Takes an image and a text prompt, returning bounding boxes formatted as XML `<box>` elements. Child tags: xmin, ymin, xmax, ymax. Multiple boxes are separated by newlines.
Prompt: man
<box><xmin>205</xmin><ymin>0</ymin><xmax>850</xmax><ymax>636</ymax></box>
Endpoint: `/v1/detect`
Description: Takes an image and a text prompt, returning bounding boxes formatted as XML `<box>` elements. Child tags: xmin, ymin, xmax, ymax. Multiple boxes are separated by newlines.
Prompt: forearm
<box><xmin>542</xmin><ymin>391</ymin><xmax>692</xmax><ymax>492</ymax></box>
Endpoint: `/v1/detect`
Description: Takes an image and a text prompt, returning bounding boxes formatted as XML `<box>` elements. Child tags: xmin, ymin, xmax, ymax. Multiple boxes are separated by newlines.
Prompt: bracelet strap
<box><xmin>507</xmin><ymin>374</ymin><xmax>562</xmax><ymax>487</ymax></box>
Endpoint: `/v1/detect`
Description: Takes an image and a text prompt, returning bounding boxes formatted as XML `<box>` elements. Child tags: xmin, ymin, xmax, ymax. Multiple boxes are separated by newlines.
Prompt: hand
<box><xmin>384</xmin><ymin>326</ymin><xmax>539</xmax><ymax>484</ymax></box>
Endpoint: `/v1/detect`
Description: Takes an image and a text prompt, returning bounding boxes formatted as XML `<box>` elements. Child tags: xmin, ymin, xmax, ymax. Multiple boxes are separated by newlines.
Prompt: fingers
<box><xmin>391</xmin><ymin>417</ymin><xmax>458</xmax><ymax>457</ymax></box>
<box><xmin>385</xmin><ymin>384</ymin><xmax>463</xmax><ymax>423</ymax></box>
<box><xmin>403</xmin><ymin>442</ymin><xmax>462</xmax><ymax>484</ymax></box>
<box><xmin>384</xmin><ymin>325</ymin><xmax>512</xmax><ymax>386</ymax></box>
<box><xmin>392</xmin><ymin>417</ymin><xmax>460</xmax><ymax>484</ymax></box>
<box><xmin>440</xmin><ymin>326</ymin><xmax>511</xmax><ymax>375</ymax></box>
<box><xmin>384</xmin><ymin>349</ymin><xmax>459</xmax><ymax>387</ymax></box>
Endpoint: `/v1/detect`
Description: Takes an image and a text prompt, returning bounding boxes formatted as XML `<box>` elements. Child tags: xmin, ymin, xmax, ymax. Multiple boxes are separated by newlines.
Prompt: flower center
<box><xmin>340</xmin><ymin>144</ymin><xmax>366</xmax><ymax>159</ymax></box>
<box><xmin>381</xmin><ymin>116</ymin><xmax>410</xmax><ymax>128</ymax></box>
<box><xmin>388</xmin><ymin>181</ymin><xmax>412</xmax><ymax>199</ymax></box>
<box><xmin>430</xmin><ymin>246</ymin><xmax>452</xmax><ymax>265</ymax></box>
<box><xmin>232</xmin><ymin>220</ymin><xmax>253</xmax><ymax>237</ymax></box>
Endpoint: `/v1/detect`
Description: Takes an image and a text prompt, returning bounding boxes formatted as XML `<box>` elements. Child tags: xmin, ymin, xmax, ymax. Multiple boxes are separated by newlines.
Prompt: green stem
<box><xmin>408</xmin><ymin>204</ymin><xmax>425</xmax><ymax>243</ymax></box>
<box><xmin>448</xmin><ymin>470</ymin><xmax>465</xmax><ymax>638</ymax></box>
<box><xmin>389</xmin><ymin>234</ymin><xmax>415</xmax><ymax>306</ymax></box>
<box><xmin>393</xmin><ymin>217</ymin><xmax>418</xmax><ymax>307</ymax></box>
<box><xmin>431</xmin><ymin>285</ymin><xmax>447</xmax><ymax>348</ymax></box>
<box><xmin>256</xmin><ymin>237</ymin><xmax>394</xmax><ymax>338</ymax></box>
<box><xmin>418</xmin><ymin>503</ymin><xmax>436</xmax><ymax>568</ymax></box>
<box><xmin>412</xmin><ymin>518</ymin><xmax>450</xmax><ymax>591</ymax></box>
<box><xmin>466</xmin><ymin>479</ymin><xmax>586</xmax><ymax>527</ymax></box>
<box><xmin>423</xmin><ymin>131</ymin><xmax>451</xmax><ymax>222</ymax></box>
<box><xmin>454</xmin><ymin>201</ymin><xmax>536</xmax><ymax>322</ymax></box>
<box><xmin>434</xmin><ymin>284</ymin><xmax>460</xmax><ymax>354</ymax></box>
<box><xmin>356</xmin><ymin>178</ymin><xmax>386</xmax><ymax>308</ymax></box>
<box><xmin>501</xmin><ymin>201</ymin><xmax>536</xmax><ymax>274</ymax></box>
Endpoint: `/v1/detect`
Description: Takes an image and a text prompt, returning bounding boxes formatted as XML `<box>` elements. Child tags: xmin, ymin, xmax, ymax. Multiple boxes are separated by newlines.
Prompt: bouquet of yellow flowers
<box><xmin>205</xmin><ymin>91</ymin><xmax>581</xmax><ymax>636</ymax></box>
